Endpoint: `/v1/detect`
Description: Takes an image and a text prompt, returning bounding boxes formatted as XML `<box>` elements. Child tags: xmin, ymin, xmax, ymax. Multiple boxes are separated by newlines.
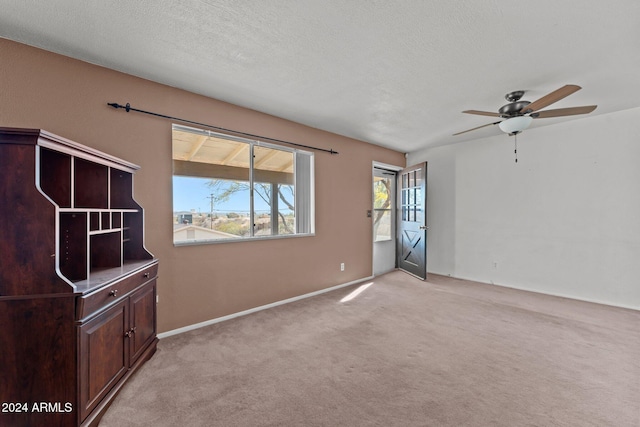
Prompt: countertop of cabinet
<box><xmin>72</xmin><ymin>259</ymin><xmax>158</xmax><ymax>295</ymax></box>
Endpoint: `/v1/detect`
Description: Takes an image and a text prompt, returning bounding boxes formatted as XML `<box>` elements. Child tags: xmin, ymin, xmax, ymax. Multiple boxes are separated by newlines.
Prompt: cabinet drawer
<box><xmin>76</xmin><ymin>263</ymin><xmax>158</xmax><ymax>320</ymax></box>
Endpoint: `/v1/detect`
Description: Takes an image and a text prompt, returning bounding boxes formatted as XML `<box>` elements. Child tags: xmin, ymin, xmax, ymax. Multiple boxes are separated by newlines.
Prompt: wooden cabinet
<box><xmin>79</xmin><ymin>299</ymin><xmax>130</xmax><ymax>423</ymax></box>
<box><xmin>78</xmin><ymin>277</ymin><xmax>157</xmax><ymax>424</ymax></box>
<box><xmin>0</xmin><ymin>128</ymin><xmax>158</xmax><ymax>427</ymax></box>
<box><xmin>129</xmin><ymin>280</ymin><xmax>157</xmax><ymax>363</ymax></box>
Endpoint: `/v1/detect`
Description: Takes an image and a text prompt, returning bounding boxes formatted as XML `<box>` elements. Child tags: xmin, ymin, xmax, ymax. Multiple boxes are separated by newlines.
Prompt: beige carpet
<box><xmin>100</xmin><ymin>271</ymin><xmax>640</xmax><ymax>426</ymax></box>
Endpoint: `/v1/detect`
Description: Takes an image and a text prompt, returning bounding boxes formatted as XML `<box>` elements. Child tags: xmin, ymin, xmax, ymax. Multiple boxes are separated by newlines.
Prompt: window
<box><xmin>172</xmin><ymin>125</ymin><xmax>314</xmax><ymax>245</ymax></box>
<box><xmin>373</xmin><ymin>173</ymin><xmax>393</xmax><ymax>242</ymax></box>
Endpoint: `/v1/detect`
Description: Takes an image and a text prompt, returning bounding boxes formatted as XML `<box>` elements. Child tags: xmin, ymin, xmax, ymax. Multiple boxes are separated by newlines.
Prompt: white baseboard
<box><xmin>158</xmin><ymin>276</ymin><xmax>374</xmax><ymax>339</ymax></box>
<box><xmin>440</xmin><ymin>273</ymin><xmax>640</xmax><ymax>312</ymax></box>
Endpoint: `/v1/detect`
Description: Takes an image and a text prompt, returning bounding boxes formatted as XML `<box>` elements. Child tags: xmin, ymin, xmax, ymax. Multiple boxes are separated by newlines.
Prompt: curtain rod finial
<box><xmin>107</xmin><ymin>102</ymin><xmax>131</xmax><ymax>112</ymax></box>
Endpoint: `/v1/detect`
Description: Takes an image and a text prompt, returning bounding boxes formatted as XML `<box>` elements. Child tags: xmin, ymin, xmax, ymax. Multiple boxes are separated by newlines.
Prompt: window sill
<box><xmin>173</xmin><ymin>232</ymin><xmax>316</xmax><ymax>247</ymax></box>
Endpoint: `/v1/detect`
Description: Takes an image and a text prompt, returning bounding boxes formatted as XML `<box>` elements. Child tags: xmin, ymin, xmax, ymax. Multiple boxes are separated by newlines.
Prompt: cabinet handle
<box><xmin>124</xmin><ymin>330</ymin><xmax>132</xmax><ymax>338</ymax></box>
<box><xmin>143</xmin><ymin>272</ymin><xmax>150</xmax><ymax>278</ymax></box>
<box><xmin>124</xmin><ymin>327</ymin><xmax>137</xmax><ymax>338</ymax></box>
<box><xmin>109</xmin><ymin>289</ymin><xmax>118</xmax><ymax>297</ymax></box>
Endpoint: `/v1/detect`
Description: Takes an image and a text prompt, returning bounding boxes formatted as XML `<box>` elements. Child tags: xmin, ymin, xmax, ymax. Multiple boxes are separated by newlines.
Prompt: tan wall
<box><xmin>1</xmin><ymin>39</ymin><xmax>405</xmax><ymax>332</ymax></box>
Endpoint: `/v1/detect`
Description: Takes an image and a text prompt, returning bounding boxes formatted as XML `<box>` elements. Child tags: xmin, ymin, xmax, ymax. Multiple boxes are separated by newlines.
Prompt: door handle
<box><xmin>420</xmin><ymin>226</ymin><xmax>429</xmax><ymax>230</ymax></box>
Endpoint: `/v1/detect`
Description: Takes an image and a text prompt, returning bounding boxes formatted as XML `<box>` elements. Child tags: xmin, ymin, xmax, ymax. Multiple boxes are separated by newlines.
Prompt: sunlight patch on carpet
<box><xmin>340</xmin><ymin>282</ymin><xmax>374</xmax><ymax>303</ymax></box>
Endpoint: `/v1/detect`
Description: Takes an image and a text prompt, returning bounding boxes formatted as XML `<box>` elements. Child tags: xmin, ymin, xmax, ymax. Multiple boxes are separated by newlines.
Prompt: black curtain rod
<box><xmin>107</xmin><ymin>102</ymin><xmax>338</xmax><ymax>155</ymax></box>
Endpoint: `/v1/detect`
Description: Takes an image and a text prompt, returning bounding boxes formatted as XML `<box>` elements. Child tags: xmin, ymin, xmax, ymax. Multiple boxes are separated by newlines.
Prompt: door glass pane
<box><xmin>414</xmin><ymin>169</ymin><xmax>422</xmax><ymax>187</ymax></box>
<box><xmin>373</xmin><ymin>174</ymin><xmax>393</xmax><ymax>242</ymax></box>
<box><xmin>373</xmin><ymin>177</ymin><xmax>391</xmax><ymax>209</ymax></box>
<box><xmin>373</xmin><ymin>210</ymin><xmax>392</xmax><ymax>241</ymax></box>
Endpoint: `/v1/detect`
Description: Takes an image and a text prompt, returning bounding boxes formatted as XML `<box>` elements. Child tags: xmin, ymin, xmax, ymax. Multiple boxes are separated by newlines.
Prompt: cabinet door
<box><xmin>129</xmin><ymin>280</ymin><xmax>157</xmax><ymax>364</ymax></box>
<box><xmin>78</xmin><ymin>299</ymin><xmax>129</xmax><ymax>422</ymax></box>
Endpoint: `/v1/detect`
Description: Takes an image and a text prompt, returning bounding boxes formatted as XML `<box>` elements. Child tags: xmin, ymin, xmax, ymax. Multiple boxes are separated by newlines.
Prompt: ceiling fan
<box><xmin>453</xmin><ymin>84</ymin><xmax>597</xmax><ymax>136</ymax></box>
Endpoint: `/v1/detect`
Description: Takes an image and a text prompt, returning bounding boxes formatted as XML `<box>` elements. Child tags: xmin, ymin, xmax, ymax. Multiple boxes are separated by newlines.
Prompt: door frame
<box><xmin>371</xmin><ymin>162</ymin><xmax>403</xmax><ymax>277</ymax></box>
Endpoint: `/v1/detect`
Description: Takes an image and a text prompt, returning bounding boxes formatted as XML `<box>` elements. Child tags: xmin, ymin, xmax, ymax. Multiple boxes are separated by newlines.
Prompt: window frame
<box><xmin>172</xmin><ymin>125</ymin><xmax>315</xmax><ymax>246</ymax></box>
<box><xmin>373</xmin><ymin>171</ymin><xmax>394</xmax><ymax>243</ymax></box>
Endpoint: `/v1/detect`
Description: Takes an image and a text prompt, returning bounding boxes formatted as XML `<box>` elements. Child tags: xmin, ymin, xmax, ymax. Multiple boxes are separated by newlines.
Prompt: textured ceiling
<box><xmin>1</xmin><ymin>0</ymin><xmax>639</xmax><ymax>153</ymax></box>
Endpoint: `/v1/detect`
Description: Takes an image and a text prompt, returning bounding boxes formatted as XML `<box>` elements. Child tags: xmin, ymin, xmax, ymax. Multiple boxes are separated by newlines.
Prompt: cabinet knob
<box><xmin>109</xmin><ymin>289</ymin><xmax>118</xmax><ymax>297</ymax></box>
<box><xmin>143</xmin><ymin>272</ymin><xmax>150</xmax><ymax>278</ymax></box>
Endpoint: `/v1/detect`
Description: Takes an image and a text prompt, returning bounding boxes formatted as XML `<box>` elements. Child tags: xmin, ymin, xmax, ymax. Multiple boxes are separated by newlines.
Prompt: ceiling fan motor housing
<box><xmin>499</xmin><ymin>100</ymin><xmax>530</xmax><ymax>117</ymax></box>
<box><xmin>497</xmin><ymin>90</ymin><xmax>530</xmax><ymax>117</ymax></box>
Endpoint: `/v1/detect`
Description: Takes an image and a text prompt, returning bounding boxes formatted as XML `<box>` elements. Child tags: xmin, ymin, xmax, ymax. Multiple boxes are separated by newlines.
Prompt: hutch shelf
<box><xmin>0</xmin><ymin>128</ymin><xmax>158</xmax><ymax>427</ymax></box>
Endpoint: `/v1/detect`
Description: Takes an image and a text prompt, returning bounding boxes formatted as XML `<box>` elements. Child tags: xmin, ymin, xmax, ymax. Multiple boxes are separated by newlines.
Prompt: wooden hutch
<box><xmin>0</xmin><ymin>128</ymin><xmax>158</xmax><ymax>427</ymax></box>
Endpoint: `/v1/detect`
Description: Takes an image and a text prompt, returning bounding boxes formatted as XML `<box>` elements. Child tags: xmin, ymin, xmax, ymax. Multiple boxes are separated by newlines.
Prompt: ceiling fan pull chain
<box><xmin>514</xmin><ymin>134</ymin><xmax>518</xmax><ymax>163</ymax></box>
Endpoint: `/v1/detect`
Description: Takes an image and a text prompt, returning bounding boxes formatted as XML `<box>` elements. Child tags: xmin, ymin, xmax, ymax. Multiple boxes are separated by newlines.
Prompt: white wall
<box><xmin>408</xmin><ymin>108</ymin><xmax>640</xmax><ymax>309</ymax></box>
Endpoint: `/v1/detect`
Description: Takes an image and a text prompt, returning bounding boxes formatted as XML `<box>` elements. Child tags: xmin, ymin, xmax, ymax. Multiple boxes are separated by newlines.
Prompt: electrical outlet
<box><xmin>340</xmin><ymin>263</ymin><xmax>345</xmax><ymax>271</ymax></box>
<box><xmin>492</xmin><ymin>261</ymin><xmax>498</xmax><ymax>270</ymax></box>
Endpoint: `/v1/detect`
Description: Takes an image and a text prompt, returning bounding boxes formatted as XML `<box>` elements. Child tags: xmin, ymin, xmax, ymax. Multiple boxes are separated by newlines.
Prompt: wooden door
<box><xmin>129</xmin><ymin>280</ymin><xmax>157</xmax><ymax>364</ymax></box>
<box><xmin>397</xmin><ymin>163</ymin><xmax>427</xmax><ymax>279</ymax></box>
<box><xmin>78</xmin><ymin>299</ymin><xmax>129</xmax><ymax>422</ymax></box>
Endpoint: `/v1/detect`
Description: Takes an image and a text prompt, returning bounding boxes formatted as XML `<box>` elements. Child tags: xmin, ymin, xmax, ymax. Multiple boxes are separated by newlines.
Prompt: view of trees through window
<box><xmin>373</xmin><ymin>175</ymin><xmax>392</xmax><ymax>242</ymax></box>
<box><xmin>200</xmin><ymin>179</ymin><xmax>295</xmax><ymax>237</ymax></box>
<box><xmin>172</xmin><ymin>125</ymin><xmax>313</xmax><ymax>244</ymax></box>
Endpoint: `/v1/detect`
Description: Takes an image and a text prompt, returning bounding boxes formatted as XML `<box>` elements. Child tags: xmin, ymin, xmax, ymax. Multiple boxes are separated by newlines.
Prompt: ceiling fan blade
<box><xmin>533</xmin><ymin>105</ymin><xmax>597</xmax><ymax>118</ymax></box>
<box><xmin>462</xmin><ymin>110</ymin><xmax>501</xmax><ymax>117</ymax></box>
<box><xmin>520</xmin><ymin>84</ymin><xmax>581</xmax><ymax>113</ymax></box>
<box><xmin>453</xmin><ymin>121</ymin><xmax>501</xmax><ymax>136</ymax></box>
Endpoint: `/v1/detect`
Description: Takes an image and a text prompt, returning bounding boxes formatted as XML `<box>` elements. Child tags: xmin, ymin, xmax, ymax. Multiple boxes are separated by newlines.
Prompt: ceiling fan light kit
<box><xmin>498</xmin><ymin>115</ymin><xmax>533</xmax><ymax>135</ymax></box>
